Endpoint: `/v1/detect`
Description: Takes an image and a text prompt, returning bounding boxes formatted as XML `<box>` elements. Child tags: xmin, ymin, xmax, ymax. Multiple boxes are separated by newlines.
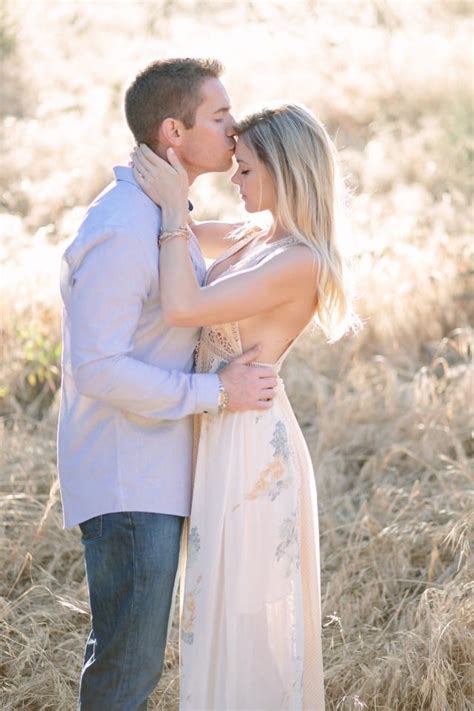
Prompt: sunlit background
<box><xmin>1</xmin><ymin>1</ymin><xmax>473</xmax><ymax>709</ymax></box>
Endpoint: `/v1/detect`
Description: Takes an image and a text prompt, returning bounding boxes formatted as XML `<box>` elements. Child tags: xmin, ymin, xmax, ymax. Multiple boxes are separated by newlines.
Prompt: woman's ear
<box><xmin>159</xmin><ymin>118</ymin><xmax>184</xmax><ymax>147</ymax></box>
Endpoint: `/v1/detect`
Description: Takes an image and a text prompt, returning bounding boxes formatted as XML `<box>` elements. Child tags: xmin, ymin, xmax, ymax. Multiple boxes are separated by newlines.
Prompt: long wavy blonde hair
<box><xmin>235</xmin><ymin>102</ymin><xmax>358</xmax><ymax>342</ymax></box>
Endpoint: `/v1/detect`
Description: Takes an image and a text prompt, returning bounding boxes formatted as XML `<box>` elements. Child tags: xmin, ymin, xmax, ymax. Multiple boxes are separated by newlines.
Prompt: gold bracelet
<box><xmin>217</xmin><ymin>377</ymin><xmax>229</xmax><ymax>413</ymax></box>
<box><xmin>159</xmin><ymin>227</ymin><xmax>190</xmax><ymax>246</ymax></box>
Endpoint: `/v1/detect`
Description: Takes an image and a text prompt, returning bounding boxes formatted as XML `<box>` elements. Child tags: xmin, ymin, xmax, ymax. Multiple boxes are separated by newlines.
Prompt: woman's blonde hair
<box><xmin>235</xmin><ymin>102</ymin><xmax>358</xmax><ymax>341</ymax></box>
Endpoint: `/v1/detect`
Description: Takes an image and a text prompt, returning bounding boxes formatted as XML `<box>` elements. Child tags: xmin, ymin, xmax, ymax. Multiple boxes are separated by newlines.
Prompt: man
<box><xmin>58</xmin><ymin>58</ymin><xmax>276</xmax><ymax>710</ymax></box>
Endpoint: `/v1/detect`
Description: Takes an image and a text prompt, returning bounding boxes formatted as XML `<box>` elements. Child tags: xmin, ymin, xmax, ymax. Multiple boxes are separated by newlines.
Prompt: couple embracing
<box><xmin>58</xmin><ymin>57</ymin><xmax>355</xmax><ymax>711</ymax></box>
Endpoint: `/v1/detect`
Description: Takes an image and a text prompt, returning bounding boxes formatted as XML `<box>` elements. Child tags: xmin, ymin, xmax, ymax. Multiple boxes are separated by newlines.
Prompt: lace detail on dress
<box><xmin>194</xmin><ymin>322</ymin><xmax>241</xmax><ymax>374</ymax></box>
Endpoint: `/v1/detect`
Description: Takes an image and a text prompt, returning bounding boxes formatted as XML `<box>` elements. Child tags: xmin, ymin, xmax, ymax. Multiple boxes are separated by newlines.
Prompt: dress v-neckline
<box><xmin>205</xmin><ymin>232</ymin><xmax>299</xmax><ymax>287</ymax></box>
<box><xmin>204</xmin><ymin>229</ymin><xmax>262</xmax><ymax>287</ymax></box>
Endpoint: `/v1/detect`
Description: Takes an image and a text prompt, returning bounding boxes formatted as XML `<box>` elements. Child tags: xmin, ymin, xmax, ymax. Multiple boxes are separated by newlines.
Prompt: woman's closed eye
<box><xmin>240</xmin><ymin>170</ymin><xmax>250</xmax><ymax>175</ymax></box>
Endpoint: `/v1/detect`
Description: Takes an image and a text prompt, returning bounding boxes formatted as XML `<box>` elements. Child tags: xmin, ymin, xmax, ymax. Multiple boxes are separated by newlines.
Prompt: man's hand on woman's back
<box><xmin>219</xmin><ymin>345</ymin><xmax>277</xmax><ymax>411</ymax></box>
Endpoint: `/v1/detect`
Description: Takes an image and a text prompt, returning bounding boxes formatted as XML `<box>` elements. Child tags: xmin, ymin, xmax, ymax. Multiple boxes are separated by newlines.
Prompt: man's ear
<box><xmin>159</xmin><ymin>118</ymin><xmax>185</xmax><ymax>147</ymax></box>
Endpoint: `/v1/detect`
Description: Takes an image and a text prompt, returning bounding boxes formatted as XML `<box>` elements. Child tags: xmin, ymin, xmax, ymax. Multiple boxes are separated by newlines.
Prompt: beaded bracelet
<box><xmin>159</xmin><ymin>227</ymin><xmax>190</xmax><ymax>246</ymax></box>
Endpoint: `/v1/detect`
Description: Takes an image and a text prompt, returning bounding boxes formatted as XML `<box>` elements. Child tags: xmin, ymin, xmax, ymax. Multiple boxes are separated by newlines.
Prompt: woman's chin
<box><xmin>242</xmin><ymin>198</ymin><xmax>255</xmax><ymax>213</ymax></box>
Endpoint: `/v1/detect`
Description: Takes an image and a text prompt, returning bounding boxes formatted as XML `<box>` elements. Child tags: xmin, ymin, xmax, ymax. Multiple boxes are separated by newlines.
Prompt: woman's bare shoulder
<box><xmin>265</xmin><ymin>239</ymin><xmax>319</xmax><ymax>276</ymax></box>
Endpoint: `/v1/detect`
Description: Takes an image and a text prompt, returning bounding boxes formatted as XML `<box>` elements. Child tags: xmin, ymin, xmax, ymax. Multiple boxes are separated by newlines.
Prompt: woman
<box><xmin>133</xmin><ymin>103</ymin><xmax>356</xmax><ymax>710</ymax></box>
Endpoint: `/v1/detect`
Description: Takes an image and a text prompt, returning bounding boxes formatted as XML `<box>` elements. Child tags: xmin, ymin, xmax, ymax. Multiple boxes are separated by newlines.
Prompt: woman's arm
<box><xmin>132</xmin><ymin>144</ymin><xmax>243</xmax><ymax>258</ymax></box>
<box><xmin>160</xmin><ymin>230</ymin><xmax>318</xmax><ymax>327</ymax></box>
<box><xmin>137</xmin><ymin>147</ymin><xmax>318</xmax><ymax>326</ymax></box>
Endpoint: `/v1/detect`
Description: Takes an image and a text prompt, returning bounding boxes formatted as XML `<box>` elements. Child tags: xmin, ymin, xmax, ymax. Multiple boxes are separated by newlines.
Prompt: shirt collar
<box><xmin>113</xmin><ymin>165</ymin><xmax>195</xmax><ymax>213</ymax></box>
<box><xmin>113</xmin><ymin>165</ymin><xmax>138</xmax><ymax>186</ymax></box>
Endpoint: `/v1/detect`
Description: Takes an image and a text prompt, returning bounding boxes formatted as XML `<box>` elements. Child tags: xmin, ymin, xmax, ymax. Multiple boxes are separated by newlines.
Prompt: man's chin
<box><xmin>214</xmin><ymin>156</ymin><xmax>234</xmax><ymax>172</ymax></box>
<box><xmin>197</xmin><ymin>156</ymin><xmax>234</xmax><ymax>175</ymax></box>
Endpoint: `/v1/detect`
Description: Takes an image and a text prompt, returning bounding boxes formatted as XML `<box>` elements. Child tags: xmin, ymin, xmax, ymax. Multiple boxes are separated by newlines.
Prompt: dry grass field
<box><xmin>1</xmin><ymin>1</ymin><xmax>473</xmax><ymax>709</ymax></box>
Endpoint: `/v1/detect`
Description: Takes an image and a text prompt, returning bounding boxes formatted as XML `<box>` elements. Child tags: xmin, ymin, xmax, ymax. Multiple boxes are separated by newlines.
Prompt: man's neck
<box><xmin>179</xmin><ymin>159</ymin><xmax>199</xmax><ymax>186</ymax></box>
<box><xmin>156</xmin><ymin>145</ymin><xmax>198</xmax><ymax>186</ymax></box>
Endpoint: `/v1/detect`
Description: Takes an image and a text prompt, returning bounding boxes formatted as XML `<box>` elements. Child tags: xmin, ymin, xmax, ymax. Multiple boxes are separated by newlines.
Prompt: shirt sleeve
<box><xmin>64</xmin><ymin>225</ymin><xmax>219</xmax><ymax>420</ymax></box>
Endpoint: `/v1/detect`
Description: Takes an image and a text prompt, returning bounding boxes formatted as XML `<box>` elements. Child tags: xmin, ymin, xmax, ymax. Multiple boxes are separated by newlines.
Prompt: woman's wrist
<box><xmin>159</xmin><ymin>226</ymin><xmax>190</xmax><ymax>247</ymax></box>
<box><xmin>161</xmin><ymin>206</ymin><xmax>189</xmax><ymax>231</ymax></box>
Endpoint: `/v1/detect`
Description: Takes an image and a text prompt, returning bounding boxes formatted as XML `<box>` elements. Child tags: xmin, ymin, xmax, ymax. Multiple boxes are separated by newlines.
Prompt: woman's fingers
<box><xmin>132</xmin><ymin>165</ymin><xmax>145</xmax><ymax>184</ymax></box>
<box><xmin>135</xmin><ymin>144</ymin><xmax>186</xmax><ymax>182</ymax></box>
<box><xmin>138</xmin><ymin>143</ymin><xmax>175</xmax><ymax>174</ymax></box>
<box><xmin>166</xmin><ymin>147</ymin><xmax>187</xmax><ymax>176</ymax></box>
<box><xmin>136</xmin><ymin>143</ymin><xmax>156</xmax><ymax>168</ymax></box>
<box><xmin>139</xmin><ymin>142</ymin><xmax>161</xmax><ymax>164</ymax></box>
<box><xmin>136</xmin><ymin>147</ymin><xmax>162</xmax><ymax>173</ymax></box>
<box><xmin>132</xmin><ymin>152</ymin><xmax>150</xmax><ymax>176</ymax></box>
<box><xmin>132</xmin><ymin>144</ymin><xmax>188</xmax><ymax>205</ymax></box>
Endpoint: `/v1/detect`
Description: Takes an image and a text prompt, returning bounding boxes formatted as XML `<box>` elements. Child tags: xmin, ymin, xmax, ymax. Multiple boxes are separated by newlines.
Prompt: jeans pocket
<box><xmin>79</xmin><ymin>515</ymin><xmax>103</xmax><ymax>541</ymax></box>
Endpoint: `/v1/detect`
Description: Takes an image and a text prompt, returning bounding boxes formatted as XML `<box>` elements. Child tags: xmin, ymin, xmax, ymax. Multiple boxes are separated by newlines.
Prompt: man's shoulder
<box><xmin>87</xmin><ymin>171</ymin><xmax>161</xmax><ymax>230</ymax></box>
<box><xmin>63</xmin><ymin>170</ymin><xmax>162</xmax><ymax>270</ymax></box>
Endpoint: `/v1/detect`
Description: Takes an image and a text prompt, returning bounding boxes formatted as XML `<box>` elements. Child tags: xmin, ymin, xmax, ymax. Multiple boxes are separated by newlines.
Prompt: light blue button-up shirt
<box><xmin>58</xmin><ymin>166</ymin><xmax>220</xmax><ymax>528</ymax></box>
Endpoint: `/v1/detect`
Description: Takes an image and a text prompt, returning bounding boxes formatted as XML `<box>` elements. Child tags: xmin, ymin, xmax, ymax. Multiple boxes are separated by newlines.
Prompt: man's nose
<box><xmin>226</xmin><ymin>113</ymin><xmax>237</xmax><ymax>136</ymax></box>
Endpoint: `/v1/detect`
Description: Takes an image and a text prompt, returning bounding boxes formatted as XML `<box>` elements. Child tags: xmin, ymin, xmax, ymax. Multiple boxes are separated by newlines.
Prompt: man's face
<box><xmin>177</xmin><ymin>78</ymin><xmax>236</xmax><ymax>179</ymax></box>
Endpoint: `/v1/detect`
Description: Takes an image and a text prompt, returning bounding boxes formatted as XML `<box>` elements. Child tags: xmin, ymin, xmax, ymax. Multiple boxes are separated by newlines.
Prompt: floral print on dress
<box><xmin>187</xmin><ymin>526</ymin><xmax>200</xmax><ymax>567</ymax></box>
<box><xmin>276</xmin><ymin>509</ymin><xmax>300</xmax><ymax>576</ymax></box>
<box><xmin>232</xmin><ymin>421</ymin><xmax>293</xmax><ymax>511</ymax></box>
<box><xmin>271</xmin><ymin>420</ymin><xmax>291</xmax><ymax>462</ymax></box>
<box><xmin>181</xmin><ymin>574</ymin><xmax>202</xmax><ymax>645</ymax></box>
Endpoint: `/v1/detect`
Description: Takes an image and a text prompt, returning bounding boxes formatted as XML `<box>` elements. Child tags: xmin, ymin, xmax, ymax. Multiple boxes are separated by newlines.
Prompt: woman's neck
<box><xmin>266</xmin><ymin>221</ymin><xmax>289</xmax><ymax>244</ymax></box>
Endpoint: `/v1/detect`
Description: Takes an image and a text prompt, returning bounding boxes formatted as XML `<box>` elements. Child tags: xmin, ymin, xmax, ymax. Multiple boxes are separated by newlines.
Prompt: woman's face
<box><xmin>231</xmin><ymin>138</ymin><xmax>276</xmax><ymax>214</ymax></box>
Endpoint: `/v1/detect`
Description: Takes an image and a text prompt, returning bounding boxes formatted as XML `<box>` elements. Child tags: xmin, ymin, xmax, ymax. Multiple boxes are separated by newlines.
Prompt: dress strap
<box><xmin>231</xmin><ymin>235</ymin><xmax>302</xmax><ymax>272</ymax></box>
<box><xmin>274</xmin><ymin>236</ymin><xmax>300</xmax><ymax>247</ymax></box>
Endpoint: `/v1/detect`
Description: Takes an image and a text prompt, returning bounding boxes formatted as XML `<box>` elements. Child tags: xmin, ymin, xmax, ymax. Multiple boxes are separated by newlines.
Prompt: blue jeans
<box><xmin>78</xmin><ymin>511</ymin><xmax>183</xmax><ymax>711</ymax></box>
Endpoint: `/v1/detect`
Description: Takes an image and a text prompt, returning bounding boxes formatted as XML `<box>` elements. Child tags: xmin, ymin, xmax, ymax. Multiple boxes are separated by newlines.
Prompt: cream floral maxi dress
<box><xmin>179</xmin><ymin>232</ymin><xmax>325</xmax><ymax>711</ymax></box>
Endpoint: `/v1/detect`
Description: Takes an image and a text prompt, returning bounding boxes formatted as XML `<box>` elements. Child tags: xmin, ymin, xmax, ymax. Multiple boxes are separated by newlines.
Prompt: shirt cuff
<box><xmin>193</xmin><ymin>373</ymin><xmax>220</xmax><ymax>415</ymax></box>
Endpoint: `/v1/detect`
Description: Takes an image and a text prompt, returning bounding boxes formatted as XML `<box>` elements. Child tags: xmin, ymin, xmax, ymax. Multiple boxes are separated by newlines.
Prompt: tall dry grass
<box><xmin>1</xmin><ymin>1</ymin><xmax>473</xmax><ymax>709</ymax></box>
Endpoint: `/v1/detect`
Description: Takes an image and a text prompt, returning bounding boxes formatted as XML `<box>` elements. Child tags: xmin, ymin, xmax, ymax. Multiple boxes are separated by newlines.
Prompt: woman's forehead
<box><xmin>235</xmin><ymin>138</ymin><xmax>254</xmax><ymax>163</ymax></box>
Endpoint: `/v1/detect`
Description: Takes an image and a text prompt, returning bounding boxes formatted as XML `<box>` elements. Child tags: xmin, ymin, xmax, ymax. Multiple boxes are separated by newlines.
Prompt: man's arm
<box><xmin>65</xmin><ymin>226</ymin><xmax>220</xmax><ymax>420</ymax></box>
